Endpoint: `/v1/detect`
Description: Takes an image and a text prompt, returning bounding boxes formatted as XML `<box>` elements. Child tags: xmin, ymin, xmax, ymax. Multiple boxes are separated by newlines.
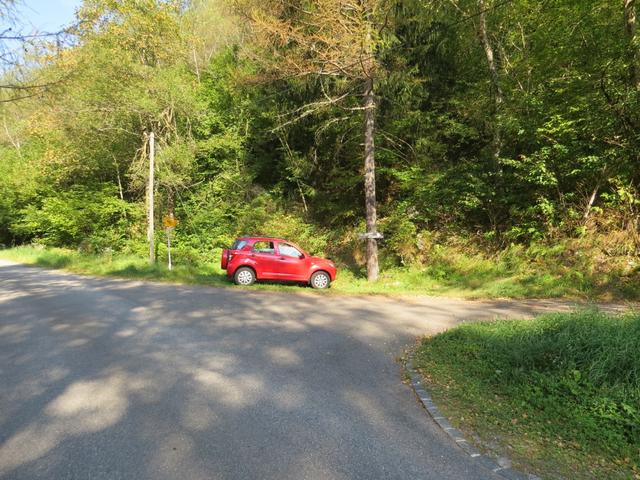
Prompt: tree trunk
<box><xmin>363</xmin><ymin>76</ymin><xmax>379</xmax><ymax>282</ymax></box>
<box><xmin>112</xmin><ymin>154</ymin><xmax>124</xmax><ymax>201</ymax></box>
<box><xmin>3</xmin><ymin>118</ymin><xmax>22</xmax><ymax>159</ymax></box>
<box><xmin>147</xmin><ymin>131</ymin><xmax>156</xmax><ymax>265</ymax></box>
<box><xmin>479</xmin><ymin>0</ymin><xmax>504</xmax><ymax>234</ymax></box>
<box><xmin>583</xmin><ymin>185</ymin><xmax>600</xmax><ymax>221</ymax></box>
<box><xmin>479</xmin><ymin>0</ymin><xmax>503</xmax><ymax>163</ymax></box>
<box><xmin>479</xmin><ymin>0</ymin><xmax>504</xmax><ymax>109</ymax></box>
<box><xmin>625</xmin><ymin>0</ymin><xmax>640</xmax><ymax>90</ymax></box>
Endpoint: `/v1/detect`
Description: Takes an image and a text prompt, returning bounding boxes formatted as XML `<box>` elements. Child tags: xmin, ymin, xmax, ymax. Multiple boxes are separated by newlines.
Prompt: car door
<box><xmin>250</xmin><ymin>240</ymin><xmax>280</xmax><ymax>279</ymax></box>
<box><xmin>275</xmin><ymin>241</ymin><xmax>308</xmax><ymax>281</ymax></box>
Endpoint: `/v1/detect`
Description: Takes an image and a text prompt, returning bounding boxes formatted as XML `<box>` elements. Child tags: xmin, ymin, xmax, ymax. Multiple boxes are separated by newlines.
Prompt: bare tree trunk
<box><xmin>479</xmin><ymin>0</ymin><xmax>504</xmax><ymax>108</ymax></box>
<box><xmin>584</xmin><ymin>166</ymin><xmax>607</xmax><ymax>222</ymax></box>
<box><xmin>297</xmin><ymin>180</ymin><xmax>308</xmax><ymax>213</ymax></box>
<box><xmin>112</xmin><ymin>154</ymin><xmax>124</xmax><ymax>201</ymax></box>
<box><xmin>583</xmin><ymin>185</ymin><xmax>600</xmax><ymax>221</ymax></box>
<box><xmin>479</xmin><ymin>0</ymin><xmax>504</xmax><ymax>163</ymax></box>
<box><xmin>192</xmin><ymin>47</ymin><xmax>201</xmax><ymax>84</ymax></box>
<box><xmin>625</xmin><ymin>0</ymin><xmax>640</xmax><ymax>90</ymax></box>
<box><xmin>147</xmin><ymin>131</ymin><xmax>156</xmax><ymax>265</ymax></box>
<box><xmin>363</xmin><ymin>76</ymin><xmax>379</xmax><ymax>282</ymax></box>
<box><xmin>479</xmin><ymin>0</ymin><xmax>504</xmax><ymax>236</ymax></box>
<box><xmin>3</xmin><ymin>117</ymin><xmax>21</xmax><ymax>159</ymax></box>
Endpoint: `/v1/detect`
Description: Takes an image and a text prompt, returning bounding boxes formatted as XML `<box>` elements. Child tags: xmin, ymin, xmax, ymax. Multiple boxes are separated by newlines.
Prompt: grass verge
<box><xmin>413</xmin><ymin>310</ymin><xmax>640</xmax><ymax>479</ymax></box>
<box><xmin>0</xmin><ymin>245</ymin><xmax>638</xmax><ymax>300</ymax></box>
<box><xmin>0</xmin><ymin>246</ymin><xmax>232</xmax><ymax>288</ymax></box>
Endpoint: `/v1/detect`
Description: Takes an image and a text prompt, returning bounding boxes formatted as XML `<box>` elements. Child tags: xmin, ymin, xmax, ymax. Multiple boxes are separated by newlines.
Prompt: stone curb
<box><xmin>406</xmin><ymin>357</ymin><xmax>541</xmax><ymax>480</ymax></box>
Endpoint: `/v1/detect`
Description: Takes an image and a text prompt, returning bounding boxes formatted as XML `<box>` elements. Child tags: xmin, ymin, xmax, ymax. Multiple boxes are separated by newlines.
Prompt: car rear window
<box><xmin>231</xmin><ymin>240</ymin><xmax>248</xmax><ymax>250</ymax></box>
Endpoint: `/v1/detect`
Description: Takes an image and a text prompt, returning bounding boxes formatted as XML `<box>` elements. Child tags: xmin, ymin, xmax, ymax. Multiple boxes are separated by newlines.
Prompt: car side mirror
<box><xmin>299</xmin><ymin>254</ymin><xmax>305</xmax><ymax>259</ymax></box>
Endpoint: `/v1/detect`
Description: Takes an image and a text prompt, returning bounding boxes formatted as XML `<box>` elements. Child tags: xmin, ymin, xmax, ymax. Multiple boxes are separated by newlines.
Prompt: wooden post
<box><xmin>163</xmin><ymin>214</ymin><xmax>178</xmax><ymax>271</ymax></box>
<box><xmin>167</xmin><ymin>231</ymin><xmax>172</xmax><ymax>271</ymax></box>
<box><xmin>147</xmin><ymin>131</ymin><xmax>155</xmax><ymax>265</ymax></box>
<box><xmin>363</xmin><ymin>76</ymin><xmax>379</xmax><ymax>282</ymax></box>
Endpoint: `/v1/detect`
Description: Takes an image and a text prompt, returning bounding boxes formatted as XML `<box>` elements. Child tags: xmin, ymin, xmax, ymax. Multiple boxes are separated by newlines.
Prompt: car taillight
<box><xmin>221</xmin><ymin>249</ymin><xmax>230</xmax><ymax>269</ymax></box>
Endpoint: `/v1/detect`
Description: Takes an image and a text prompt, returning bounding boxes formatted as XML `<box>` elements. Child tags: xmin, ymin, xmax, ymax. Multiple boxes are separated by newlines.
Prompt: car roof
<box><xmin>234</xmin><ymin>237</ymin><xmax>308</xmax><ymax>254</ymax></box>
<box><xmin>236</xmin><ymin>236</ymin><xmax>289</xmax><ymax>243</ymax></box>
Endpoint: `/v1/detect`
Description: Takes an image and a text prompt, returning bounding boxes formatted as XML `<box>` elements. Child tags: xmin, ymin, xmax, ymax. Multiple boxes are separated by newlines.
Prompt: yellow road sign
<box><xmin>163</xmin><ymin>214</ymin><xmax>179</xmax><ymax>229</ymax></box>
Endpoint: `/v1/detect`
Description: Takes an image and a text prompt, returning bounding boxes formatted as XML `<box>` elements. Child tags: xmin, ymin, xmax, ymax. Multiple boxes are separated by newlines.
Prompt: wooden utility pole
<box><xmin>363</xmin><ymin>76</ymin><xmax>379</xmax><ymax>282</ymax></box>
<box><xmin>147</xmin><ymin>131</ymin><xmax>155</xmax><ymax>265</ymax></box>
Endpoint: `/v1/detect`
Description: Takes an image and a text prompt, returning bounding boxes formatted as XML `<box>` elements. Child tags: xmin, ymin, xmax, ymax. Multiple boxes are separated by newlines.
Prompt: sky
<box><xmin>17</xmin><ymin>0</ymin><xmax>82</xmax><ymax>33</ymax></box>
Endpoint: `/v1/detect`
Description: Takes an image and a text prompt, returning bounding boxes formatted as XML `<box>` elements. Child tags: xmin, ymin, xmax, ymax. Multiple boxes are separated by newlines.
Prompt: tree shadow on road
<box><xmin>0</xmin><ymin>263</ymin><xmax>581</xmax><ymax>480</ymax></box>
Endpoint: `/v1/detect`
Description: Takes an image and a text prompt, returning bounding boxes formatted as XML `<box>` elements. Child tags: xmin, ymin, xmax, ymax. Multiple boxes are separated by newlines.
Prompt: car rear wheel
<box><xmin>310</xmin><ymin>271</ymin><xmax>330</xmax><ymax>289</ymax></box>
<box><xmin>234</xmin><ymin>267</ymin><xmax>256</xmax><ymax>286</ymax></box>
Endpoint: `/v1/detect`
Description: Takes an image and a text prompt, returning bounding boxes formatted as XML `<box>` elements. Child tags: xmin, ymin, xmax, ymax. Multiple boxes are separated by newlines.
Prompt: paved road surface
<box><xmin>0</xmin><ymin>261</ymin><xmax>583</xmax><ymax>479</ymax></box>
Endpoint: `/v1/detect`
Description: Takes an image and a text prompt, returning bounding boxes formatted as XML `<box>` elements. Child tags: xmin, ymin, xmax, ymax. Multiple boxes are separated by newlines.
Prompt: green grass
<box><xmin>0</xmin><ymin>246</ymin><xmax>229</xmax><ymax>286</ymax></box>
<box><xmin>413</xmin><ymin>310</ymin><xmax>640</xmax><ymax>479</ymax></box>
<box><xmin>334</xmin><ymin>242</ymin><xmax>640</xmax><ymax>300</ymax></box>
<box><xmin>0</xmin><ymin>246</ymin><xmax>329</xmax><ymax>293</ymax></box>
<box><xmin>0</xmin><ymin>244</ymin><xmax>638</xmax><ymax>300</ymax></box>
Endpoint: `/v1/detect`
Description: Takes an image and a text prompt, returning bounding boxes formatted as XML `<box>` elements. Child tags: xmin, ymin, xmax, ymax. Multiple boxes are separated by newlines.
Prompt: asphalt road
<box><xmin>0</xmin><ymin>261</ymin><xmax>577</xmax><ymax>480</ymax></box>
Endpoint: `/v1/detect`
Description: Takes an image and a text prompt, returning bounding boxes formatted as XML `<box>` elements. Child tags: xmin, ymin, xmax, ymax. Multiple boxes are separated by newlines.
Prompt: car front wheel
<box><xmin>234</xmin><ymin>267</ymin><xmax>256</xmax><ymax>286</ymax></box>
<box><xmin>310</xmin><ymin>271</ymin><xmax>331</xmax><ymax>289</ymax></box>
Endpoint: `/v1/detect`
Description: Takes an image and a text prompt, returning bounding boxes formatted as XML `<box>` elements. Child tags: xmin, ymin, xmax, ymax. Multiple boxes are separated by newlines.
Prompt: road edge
<box><xmin>406</xmin><ymin>356</ymin><xmax>541</xmax><ymax>480</ymax></box>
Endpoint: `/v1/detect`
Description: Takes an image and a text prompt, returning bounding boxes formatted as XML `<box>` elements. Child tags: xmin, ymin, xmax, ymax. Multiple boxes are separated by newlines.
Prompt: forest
<box><xmin>1</xmin><ymin>0</ymin><xmax>639</xmax><ymax>296</ymax></box>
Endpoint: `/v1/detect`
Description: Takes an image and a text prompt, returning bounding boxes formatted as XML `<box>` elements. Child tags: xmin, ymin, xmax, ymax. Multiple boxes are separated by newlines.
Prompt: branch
<box><xmin>277</xmin><ymin>90</ymin><xmax>352</xmax><ymax>120</ymax></box>
<box><xmin>0</xmin><ymin>92</ymin><xmax>38</xmax><ymax>102</ymax></box>
<box><xmin>272</xmin><ymin>93</ymin><xmax>352</xmax><ymax>132</ymax></box>
<box><xmin>0</xmin><ymin>82</ymin><xmax>58</xmax><ymax>90</ymax></box>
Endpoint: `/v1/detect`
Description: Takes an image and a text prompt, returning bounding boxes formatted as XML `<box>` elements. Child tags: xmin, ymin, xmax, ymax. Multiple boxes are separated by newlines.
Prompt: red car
<box><xmin>220</xmin><ymin>237</ymin><xmax>337</xmax><ymax>289</ymax></box>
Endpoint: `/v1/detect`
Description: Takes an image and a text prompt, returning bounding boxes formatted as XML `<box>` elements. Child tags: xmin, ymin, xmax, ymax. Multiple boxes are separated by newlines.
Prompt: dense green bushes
<box><xmin>11</xmin><ymin>185</ymin><xmax>141</xmax><ymax>250</ymax></box>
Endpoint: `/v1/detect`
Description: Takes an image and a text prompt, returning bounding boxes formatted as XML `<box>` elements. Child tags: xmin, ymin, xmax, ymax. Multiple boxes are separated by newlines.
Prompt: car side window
<box><xmin>279</xmin><ymin>243</ymin><xmax>302</xmax><ymax>258</ymax></box>
<box><xmin>252</xmin><ymin>241</ymin><xmax>275</xmax><ymax>254</ymax></box>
